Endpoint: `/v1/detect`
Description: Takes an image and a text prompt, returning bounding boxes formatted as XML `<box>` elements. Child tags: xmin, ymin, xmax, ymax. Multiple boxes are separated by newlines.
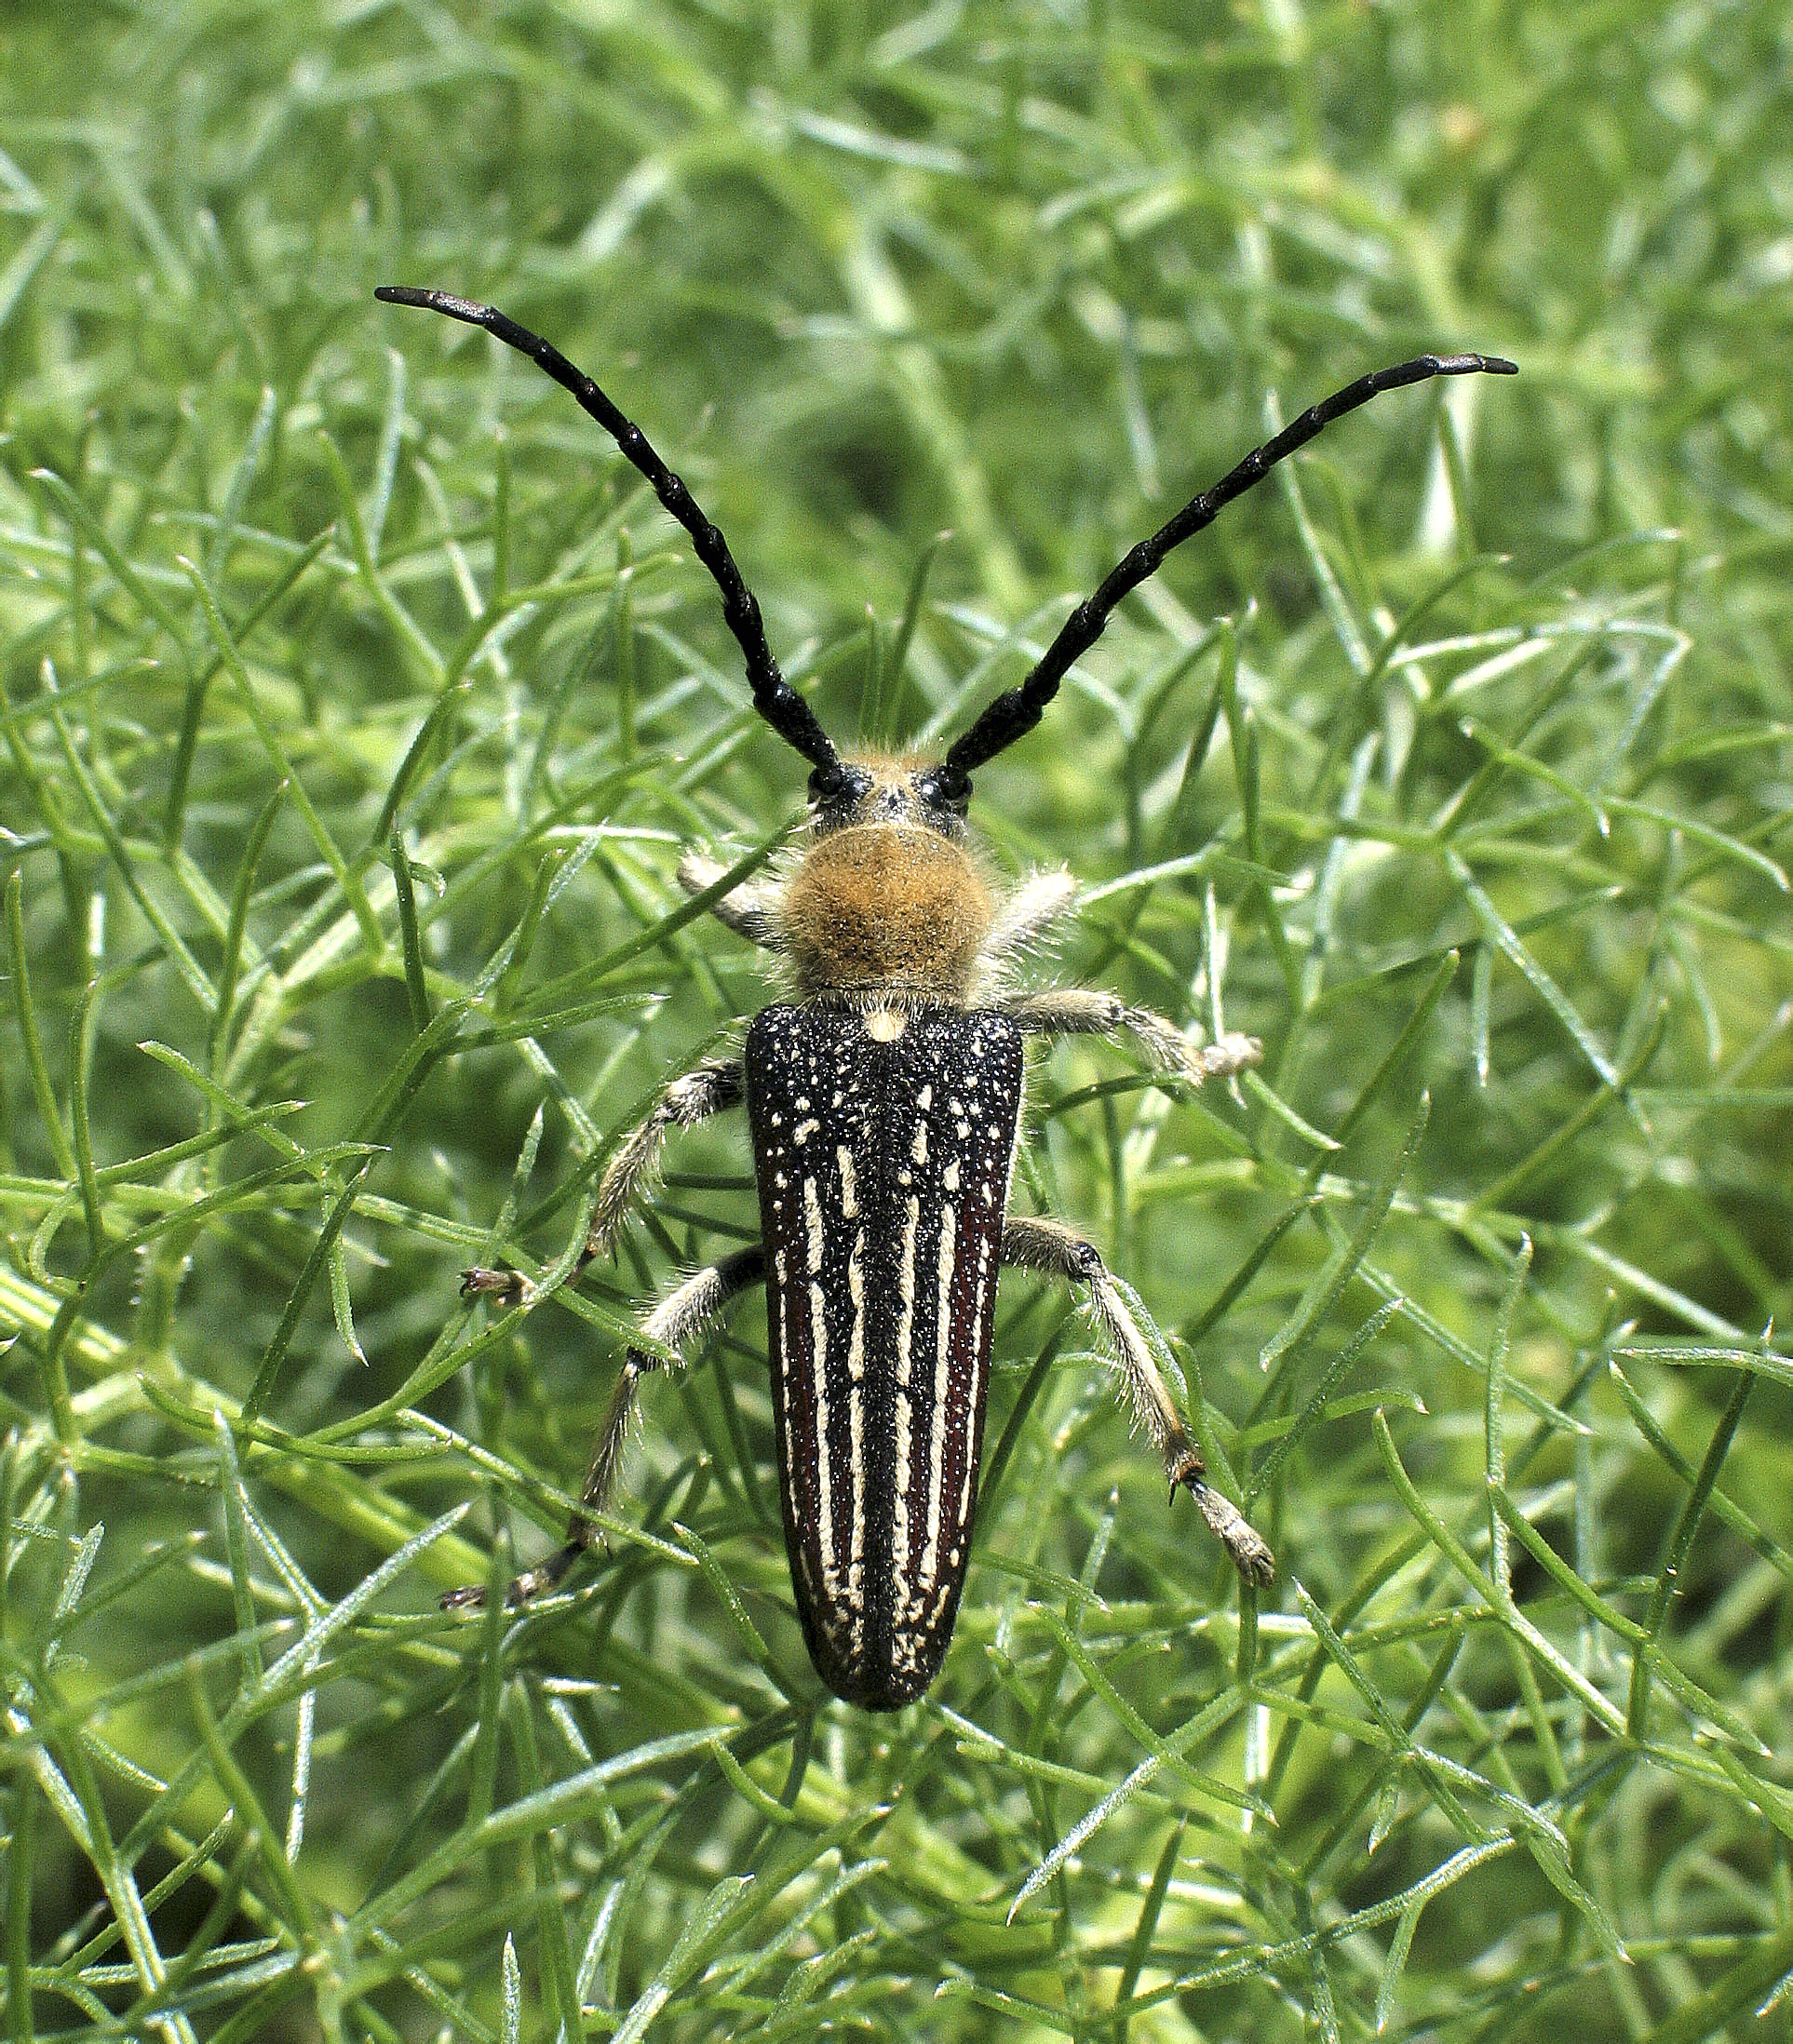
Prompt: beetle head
<box><xmin>807</xmin><ymin>755</ymin><xmax>972</xmax><ymax>839</ymax></box>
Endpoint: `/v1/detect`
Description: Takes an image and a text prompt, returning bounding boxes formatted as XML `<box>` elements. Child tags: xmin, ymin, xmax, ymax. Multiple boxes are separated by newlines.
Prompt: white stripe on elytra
<box><xmin>846</xmin><ymin>1230</ymin><xmax>866</xmax><ymax>1627</ymax></box>
<box><xmin>895</xmin><ymin>1194</ymin><xmax>921</xmax><ymax>1389</ymax></box>
<box><xmin>809</xmin><ymin>1279</ymin><xmax>836</xmax><ymax>1599</ymax></box>
<box><xmin>846</xmin><ymin>1230</ymin><xmax>867</xmax><ymax>1389</ymax></box>
<box><xmin>891</xmin><ymin>1190</ymin><xmax>923</xmax><ymax>1618</ymax></box>
<box><xmin>961</xmin><ymin>1236</ymin><xmax>991</xmax><ymax>1521</ymax></box>
<box><xmin>773</xmin><ymin>1251</ymin><xmax>789</xmax><ymax>1393</ymax></box>
<box><xmin>915</xmin><ymin>1200</ymin><xmax>957</xmax><ymax>1611</ymax></box>
<box><xmin>802</xmin><ymin>1176</ymin><xmax>824</xmax><ymax>1275</ymax></box>
<box><xmin>838</xmin><ymin>1147</ymin><xmax>857</xmax><ymax>1218</ymax></box>
<box><xmin>892</xmin><ymin>1387</ymin><xmax>912</xmax><ymax>1621</ymax></box>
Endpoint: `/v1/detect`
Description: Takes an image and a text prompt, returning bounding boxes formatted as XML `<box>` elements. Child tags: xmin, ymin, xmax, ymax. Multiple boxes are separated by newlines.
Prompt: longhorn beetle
<box><xmin>379</xmin><ymin>284</ymin><xmax>1515</xmax><ymax>1710</ymax></box>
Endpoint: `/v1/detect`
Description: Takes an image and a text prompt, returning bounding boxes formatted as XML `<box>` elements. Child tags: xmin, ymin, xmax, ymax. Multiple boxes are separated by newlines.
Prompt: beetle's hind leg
<box><xmin>461</xmin><ymin>1054</ymin><xmax>745</xmax><ymax>1303</ymax></box>
<box><xmin>1000</xmin><ymin>1217</ymin><xmax>1274</xmax><ymax>1585</ymax></box>
<box><xmin>446</xmin><ymin>1243</ymin><xmax>767</xmax><ymax>1609</ymax></box>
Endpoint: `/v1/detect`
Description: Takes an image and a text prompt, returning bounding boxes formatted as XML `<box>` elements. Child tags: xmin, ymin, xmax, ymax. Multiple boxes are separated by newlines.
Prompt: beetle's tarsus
<box><xmin>1002</xmin><ymin>990</ymin><xmax>1261</xmax><ymax>1090</ymax></box>
<box><xmin>460</xmin><ymin>1265</ymin><xmax>532</xmax><ymax>1302</ymax></box>
<box><xmin>440</xmin><ymin>1536</ymin><xmax>594</xmax><ymax>1614</ymax></box>
<box><xmin>1193</xmin><ymin>1031</ymin><xmax>1263</xmax><ymax>1082</ymax></box>
<box><xmin>1005</xmin><ymin>1215</ymin><xmax>1274</xmax><ymax>1585</ymax></box>
<box><xmin>1180</xmin><ymin>1473</ymin><xmax>1277</xmax><ymax>1586</ymax></box>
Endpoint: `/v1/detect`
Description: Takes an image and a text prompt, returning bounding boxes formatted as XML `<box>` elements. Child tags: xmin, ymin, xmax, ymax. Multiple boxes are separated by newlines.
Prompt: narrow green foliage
<box><xmin>2</xmin><ymin>2</ymin><xmax>1789</xmax><ymax>2039</ymax></box>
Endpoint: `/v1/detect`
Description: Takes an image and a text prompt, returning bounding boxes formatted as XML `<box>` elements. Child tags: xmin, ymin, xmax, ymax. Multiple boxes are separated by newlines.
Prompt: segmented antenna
<box><xmin>375</xmin><ymin>287</ymin><xmax>841</xmax><ymax>773</ymax></box>
<box><xmin>942</xmin><ymin>352</ymin><xmax>1517</xmax><ymax>781</ymax></box>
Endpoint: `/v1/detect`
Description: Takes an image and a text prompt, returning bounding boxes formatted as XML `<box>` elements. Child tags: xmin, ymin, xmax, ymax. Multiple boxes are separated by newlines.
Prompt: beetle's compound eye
<box><xmin>807</xmin><ymin>761</ymin><xmax>874</xmax><ymax>827</ymax></box>
<box><xmin>912</xmin><ymin>765</ymin><xmax>972</xmax><ymax>825</ymax></box>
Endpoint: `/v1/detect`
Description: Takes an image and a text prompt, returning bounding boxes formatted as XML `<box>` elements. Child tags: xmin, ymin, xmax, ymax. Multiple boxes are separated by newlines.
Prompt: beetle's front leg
<box><xmin>1000</xmin><ymin>1216</ymin><xmax>1274</xmax><ymax>1585</ymax></box>
<box><xmin>447</xmin><ymin>1243</ymin><xmax>767</xmax><ymax>1609</ymax></box>
<box><xmin>1002</xmin><ymin>988</ymin><xmax>1261</xmax><ymax>1086</ymax></box>
<box><xmin>985</xmin><ymin>867</ymin><xmax>1078</xmax><ymax>958</ymax></box>
<box><xmin>461</xmin><ymin>1054</ymin><xmax>745</xmax><ymax>1303</ymax></box>
<box><xmin>677</xmin><ymin>851</ymin><xmax>788</xmax><ymax>949</ymax></box>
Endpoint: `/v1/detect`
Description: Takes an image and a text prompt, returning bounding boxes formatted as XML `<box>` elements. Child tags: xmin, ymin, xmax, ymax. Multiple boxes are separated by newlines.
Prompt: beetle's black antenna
<box><xmin>943</xmin><ymin>351</ymin><xmax>1518</xmax><ymax>780</ymax></box>
<box><xmin>376</xmin><ymin>286</ymin><xmax>841</xmax><ymax>773</ymax></box>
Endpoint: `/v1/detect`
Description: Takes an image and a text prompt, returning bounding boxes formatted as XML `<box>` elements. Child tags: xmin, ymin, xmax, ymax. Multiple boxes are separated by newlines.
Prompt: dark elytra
<box><xmin>748</xmin><ymin>1006</ymin><xmax>1023</xmax><ymax>1709</ymax></box>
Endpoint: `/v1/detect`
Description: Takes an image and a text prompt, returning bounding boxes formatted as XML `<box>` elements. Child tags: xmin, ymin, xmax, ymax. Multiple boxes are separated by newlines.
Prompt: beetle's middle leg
<box><xmin>447</xmin><ymin>1243</ymin><xmax>767</xmax><ymax>1609</ymax></box>
<box><xmin>461</xmin><ymin>1054</ymin><xmax>745</xmax><ymax>1303</ymax></box>
<box><xmin>1002</xmin><ymin>988</ymin><xmax>1261</xmax><ymax>1086</ymax></box>
<box><xmin>1000</xmin><ymin>1216</ymin><xmax>1274</xmax><ymax>1584</ymax></box>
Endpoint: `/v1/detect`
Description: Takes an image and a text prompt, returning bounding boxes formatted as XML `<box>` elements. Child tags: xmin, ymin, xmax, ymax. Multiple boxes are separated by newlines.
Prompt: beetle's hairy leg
<box><xmin>1000</xmin><ymin>1216</ymin><xmax>1274</xmax><ymax>1585</ymax></box>
<box><xmin>969</xmin><ymin>867</ymin><xmax>1078</xmax><ymax>1001</ymax></box>
<box><xmin>581</xmin><ymin>1055</ymin><xmax>745</xmax><ymax>1258</ymax></box>
<box><xmin>446</xmin><ymin>1244</ymin><xmax>767</xmax><ymax>1610</ymax></box>
<box><xmin>460</xmin><ymin>1055</ymin><xmax>745</xmax><ymax>1302</ymax></box>
<box><xmin>1001</xmin><ymin>988</ymin><xmax>1261</xmax><ymax>1087</ymax></box>
<box><xmin>677</xmin><ymin>851</ymin><xmax>789</xmax><ymax>949</ymax></box>
<box><xmin>986</xmin><ymin>867</ymin><xmax>1078</xmax><ymax>959</ymax></box>
<box><xmin>583</xmin><ymin>1244</ymin><xmax>765</xmax><ymax>1526</ymax></box>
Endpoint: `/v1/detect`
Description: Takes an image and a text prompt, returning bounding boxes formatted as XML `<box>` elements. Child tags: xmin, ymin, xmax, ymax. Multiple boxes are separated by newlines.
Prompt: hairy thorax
<box><xmin>782</xmin><ymin>822</ymin><xmax>992</xmax><ymax>1002</ymax></box>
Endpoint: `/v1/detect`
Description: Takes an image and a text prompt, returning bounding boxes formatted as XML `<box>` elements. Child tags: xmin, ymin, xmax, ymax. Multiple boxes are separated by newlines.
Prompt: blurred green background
<box><xmin>2</xmin><ymin>2</ymin><xmax>1790</xmax><ymax>2039</ymax></box>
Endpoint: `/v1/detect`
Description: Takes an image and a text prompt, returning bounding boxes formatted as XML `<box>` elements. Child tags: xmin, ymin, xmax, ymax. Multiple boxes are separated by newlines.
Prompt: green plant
<box><xmin>2</xmin><ymin>3</ymin><xmax>1789</xmax><ymax>2039</ymax></box>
